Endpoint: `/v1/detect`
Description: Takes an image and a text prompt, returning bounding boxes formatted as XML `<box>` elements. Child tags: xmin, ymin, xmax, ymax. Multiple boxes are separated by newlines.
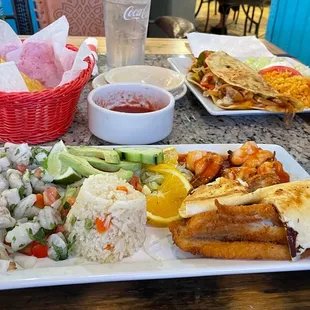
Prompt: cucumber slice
<box><xmin>114</xmin><ymin>147</ymin><xmax>164</xmax><ymax>165</ymax></box>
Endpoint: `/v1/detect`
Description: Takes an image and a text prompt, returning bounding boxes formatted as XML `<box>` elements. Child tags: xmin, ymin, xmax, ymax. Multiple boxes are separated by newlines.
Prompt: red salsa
<box><xmin>110</xmin><ymin>105</ymin><xmax>156</xmax><ymax>113</ymax></box>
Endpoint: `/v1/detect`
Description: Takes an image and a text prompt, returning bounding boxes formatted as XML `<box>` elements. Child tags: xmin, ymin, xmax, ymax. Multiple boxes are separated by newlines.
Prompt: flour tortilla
<box><xmin>204</xmin><ymin>52</ymin><xmax>304</xmax><ymax>112</ymax></box>
<box><xmin>206</xmin><ymin>51</ymin><xmax>279</xmax><ymax>97</ymax></box>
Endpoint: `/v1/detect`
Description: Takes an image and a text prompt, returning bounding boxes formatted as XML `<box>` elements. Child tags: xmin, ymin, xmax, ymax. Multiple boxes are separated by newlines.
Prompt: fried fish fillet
<box><xmin>169</xmin><ymin>202</ymin><xmax>290</xmax><ymax>260</ymax></box>
<box><xmin>177</xmin><ymin>179</ymin><xmax>310</xmax><ymax>260</ymax></box>
<box><xmin>169</xmin><ymin>218</ymin><xmax>290</xmax><ymax>260</ymax></box>
<box><xmin>215</xmin><ymin>203</ymin><xmax>282</xmax><ymax>226</ymax></box>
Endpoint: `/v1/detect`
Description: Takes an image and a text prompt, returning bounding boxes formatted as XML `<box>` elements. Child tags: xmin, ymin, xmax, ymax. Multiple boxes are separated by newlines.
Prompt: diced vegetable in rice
<box><xmin>64</xmin><ymin>174</ymin><xmax>147</xmax><ymax>263</ymax></box>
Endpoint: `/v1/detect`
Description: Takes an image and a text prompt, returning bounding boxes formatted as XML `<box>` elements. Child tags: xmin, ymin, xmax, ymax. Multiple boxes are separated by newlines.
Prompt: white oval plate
<box><xmin>95</xmin><ymin>65</ymin><xmax>185</xmax><ymax>92</ymax></box>
<box><xmin>1</xmin><ymin>144</ymin><xmax>309</xmax><ymax>290</ymax></box>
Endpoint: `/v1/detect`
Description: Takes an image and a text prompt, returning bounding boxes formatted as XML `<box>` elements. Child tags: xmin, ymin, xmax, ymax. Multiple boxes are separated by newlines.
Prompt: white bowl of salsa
<box><xmin>87</xmin><ymin>83</ymin><xmax>175</xmax><ymax>144</ymax></box>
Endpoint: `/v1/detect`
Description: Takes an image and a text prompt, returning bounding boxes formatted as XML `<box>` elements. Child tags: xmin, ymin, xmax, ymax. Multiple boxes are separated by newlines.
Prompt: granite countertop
<box><xmin>17</xmin><ymin>55</ymin><xmax>310</xmax><ymax>173</ymax></box>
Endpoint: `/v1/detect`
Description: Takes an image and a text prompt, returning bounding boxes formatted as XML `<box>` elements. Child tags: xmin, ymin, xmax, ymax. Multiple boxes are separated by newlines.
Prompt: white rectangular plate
<box><xmin>168</xmin><ymin>56</ymin><xmax>310</xmax><ymax>116</ymax></box>
<box><xmin>1</xmin><ymin>144</ymin><xmax>309</xmax><ymax>290</ymax></box>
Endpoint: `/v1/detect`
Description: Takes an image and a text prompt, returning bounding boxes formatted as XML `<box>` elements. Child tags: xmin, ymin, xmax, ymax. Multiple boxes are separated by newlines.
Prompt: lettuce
<box><xmin>244</xmin><ymin>57</ymin><xmax>310</xmax><ymax>76</ymax></box>
<box><xmin>244</xmin><ymin>57</ymin><xmax>285</xmax><ymax>70</ymax></box>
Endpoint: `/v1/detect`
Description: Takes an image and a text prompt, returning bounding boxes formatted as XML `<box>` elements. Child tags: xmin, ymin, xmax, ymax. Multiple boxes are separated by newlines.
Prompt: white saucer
<box><xmin>92</xmin><ymin>73</ymin><xmax>187</xmax><ymax>101</ymax></box>
<box><xmin>103</xmin><ymin>65</ymin><xmax>184</xmax><ymax>92</ymax></box>
<box><xmin>171</xmin><ymin>84</ymin><xmax>187</xmax><ymax>100</ymax></box>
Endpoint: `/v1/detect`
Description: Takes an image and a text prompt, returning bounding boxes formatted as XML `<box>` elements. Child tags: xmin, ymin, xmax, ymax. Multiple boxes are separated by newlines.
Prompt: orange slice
<box><xmin>163</xmin><ymin>147</ymin><xmax>178</xmax><ymax>166</ymax></box>
<box><xmin>145</xmin><ymin>164</ymin><xmax>192</xmax><ymax>227</ymax></box>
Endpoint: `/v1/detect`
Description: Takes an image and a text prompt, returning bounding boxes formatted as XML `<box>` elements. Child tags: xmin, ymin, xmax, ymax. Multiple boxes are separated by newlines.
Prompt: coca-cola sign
<box><xmin>123</xmin><ymin>5</ymin><xmax>149</xmax><ymax>20</ymax></box>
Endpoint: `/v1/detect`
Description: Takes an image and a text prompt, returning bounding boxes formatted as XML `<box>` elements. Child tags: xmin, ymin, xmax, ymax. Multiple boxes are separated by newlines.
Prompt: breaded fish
<box><xmin>170</xmin><ymin>220</ymin><xmax>290</xmax><ymax>260</ymax></box>
<box><xmin>174</xmin><ymin>179</ymin><xmax>310</xmax><ymax>261</ymax></box>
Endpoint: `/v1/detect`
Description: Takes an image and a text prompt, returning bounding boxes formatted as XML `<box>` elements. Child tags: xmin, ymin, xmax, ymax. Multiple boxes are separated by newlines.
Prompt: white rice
<box><xmin>64</xmin><ymin>174</ymin><xmax>146</xmax><ymax>263</ymax></box>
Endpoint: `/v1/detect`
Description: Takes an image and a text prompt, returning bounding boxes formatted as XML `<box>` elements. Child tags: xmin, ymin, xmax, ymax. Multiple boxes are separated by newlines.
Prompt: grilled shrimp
<box><xmin>257</xmin><ymin>160</ymin><xmax>290</xmax><ymax>183</ymax></box>
<box><xmin>242</xmin><ymin>150</ymin><xmax>275</xmax><ymax>168</ymax></box>
<box><xmin>228</xmin><ymin>141</ymin><xmax>259</xmax><ymax>166</ymax></box>
<box><xmin>186</xmin><ymin>151</ymin><xmax>224</xmax><ymax>187</ymax></box>
<box><xmin>229</xmin><ymin>142</ymin><xmax>274</xmax><ymax>168</ymax></box>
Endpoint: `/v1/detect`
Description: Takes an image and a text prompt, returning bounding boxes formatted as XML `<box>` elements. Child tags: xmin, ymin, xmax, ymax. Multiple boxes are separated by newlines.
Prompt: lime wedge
<box><xmin>47</xmin><ymin>141</ymin><xmax>81</xmax><ymax>184</ymax></box>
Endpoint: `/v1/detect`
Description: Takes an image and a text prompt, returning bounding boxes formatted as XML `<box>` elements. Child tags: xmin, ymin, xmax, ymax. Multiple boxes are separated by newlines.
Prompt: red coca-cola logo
<box><xmin>123</xmin><ymin>5</ymin><xmax>149</xmax><ymax>20</ymax></box>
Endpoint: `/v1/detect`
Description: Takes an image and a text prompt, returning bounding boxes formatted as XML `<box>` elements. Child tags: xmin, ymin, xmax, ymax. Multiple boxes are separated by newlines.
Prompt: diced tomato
<box><xmin>34</xmin><ymin>193</ymin><xmax>45</xmax><ymax>208</ymax></box>
<box><xmin>34</xmin><ymin>168</ymin><xmax>43</xmax><ymax>179</ymax></box>
<box><xmin>54</xmin><ymin>224</ymin><xmax>65</xmax><ymax>233</ymax></box>
<box><xmin>200</xmin><ymin>73</ymin><xmax>216</xmax><ymax>89</ymax></box>
<box><xmin>43</xmin><ymin>187</ymin><xmax>59</xmax><ymax>206</ymax></box>
<box><xmin>15</xmin><ymin>165</ymin><xmax>28</xmax><ymax>174</ymax></box>
<box><xmin>116</xmin><ymin>185</ymin><xmax>128</xmax><ymax>193</ymax></box>
<box><xmin>32</xmin><ymin>242</ymin><xmax>48</xmax><ymax>258</ymax></box>
<box><xmin>66</xmin><ymin>196</ymin><xmax>76</xmax><ymax>206</ymax></box>
<box><xmin>259</xmin><ymin>66</ymin><xmax>301</xmax><ymax>76</ymax></box>
<box><xmin>19</xmin><ymin>243</ymin><xmax>34</xmax><ymax>256</ymax></box>
<box><xmin>129</xmin><ymin>176</ymin><xmax>143</xmax><ymax>192</ymax></box>
<box><xmin>95</xmin><ymin>217</ymin><xmax>111</xmax><ymax>234</ymax></box>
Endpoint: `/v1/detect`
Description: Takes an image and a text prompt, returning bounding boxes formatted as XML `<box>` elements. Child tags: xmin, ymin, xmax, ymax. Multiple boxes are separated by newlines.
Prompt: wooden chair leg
<box><xmin>195</xmin><ymin>0</ymin><xmax>204</xmax><ymax>17</ymax></box>
<box><xmin>204</xmin><ymin>1</ymin><xmax>211</xmax><ymax>32</ymax></box>
<box><xmin>255</xmin><ymin>6</ymin><xmax>264</xmax><ymax>37</ymax></box>
<box><xmin>235</xmin><ymin>9</ymin><xmax>240</xmax><ymax>24</ymax></box>
<box><xmin>244</xmin><ymin>5</ymin><xmax>250</xmax><ymax>36</ymax></box>
<box><xmin>249</xmin><ymin>6</ymin><xmax>255</xmax><ymax>32</ymax></box>
<box><xmin>214</xmin><ymin>0</ymin><xmax>218</xmax><ymax>15</ymax></box>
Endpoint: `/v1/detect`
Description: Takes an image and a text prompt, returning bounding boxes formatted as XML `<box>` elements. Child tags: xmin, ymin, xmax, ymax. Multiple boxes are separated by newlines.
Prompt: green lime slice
<box><xmin>47</xmin><ymin>141</ymin><xmax>81</xmax><ymax>184</ymax></box>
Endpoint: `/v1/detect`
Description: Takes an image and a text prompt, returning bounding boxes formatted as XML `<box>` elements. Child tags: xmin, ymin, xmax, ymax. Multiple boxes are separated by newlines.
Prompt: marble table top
<box><xmin>36</xmin><ymin>55</ymin><xmax>310</xmax><ymax>173</ymax></box>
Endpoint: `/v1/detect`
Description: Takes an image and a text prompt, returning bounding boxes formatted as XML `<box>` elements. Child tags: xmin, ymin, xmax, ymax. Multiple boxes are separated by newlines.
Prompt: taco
<box><xmin>187</xmin><ymin>51</ymin><xmax>304</xmax><ymax>116</ymax></box>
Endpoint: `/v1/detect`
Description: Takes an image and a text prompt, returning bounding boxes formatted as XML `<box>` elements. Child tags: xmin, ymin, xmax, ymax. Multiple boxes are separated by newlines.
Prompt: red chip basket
<box><xmin>0</xmin><ymin>44</ymin><xmax>94</xmax><ymax>144</ymax></box>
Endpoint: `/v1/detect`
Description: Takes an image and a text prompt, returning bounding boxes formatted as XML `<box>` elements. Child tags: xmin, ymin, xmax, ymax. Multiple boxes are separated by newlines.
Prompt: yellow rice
<box><xmin>262</xmin><ymin>71</ymin><xmax>310</xmax><ymax>108</ymax></box>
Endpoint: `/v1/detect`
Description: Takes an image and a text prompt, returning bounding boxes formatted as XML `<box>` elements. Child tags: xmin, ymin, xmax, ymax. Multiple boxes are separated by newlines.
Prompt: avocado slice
<box><xmin>114</xmin><ymin>147</ymin><xmax>164</xmax><ymax>165</ymax></box>
<box><xmin>67</xmin><ymin>146</ymin><xmax>120</xmax><ymax>164</ymax></box>
<box><xmin>59</xmin><ymin>153</ymin><xmax>103</xmax><ymax>177</ymax></box>
<box><xmin>59</xmin><ymin>153</ymin><xmax>133</xmax><ymax>181</ymax></box>
<box><xmin>83</xmin><ymin>157</ymin><xmax>141</xmax><ymax>172</ymax></box>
